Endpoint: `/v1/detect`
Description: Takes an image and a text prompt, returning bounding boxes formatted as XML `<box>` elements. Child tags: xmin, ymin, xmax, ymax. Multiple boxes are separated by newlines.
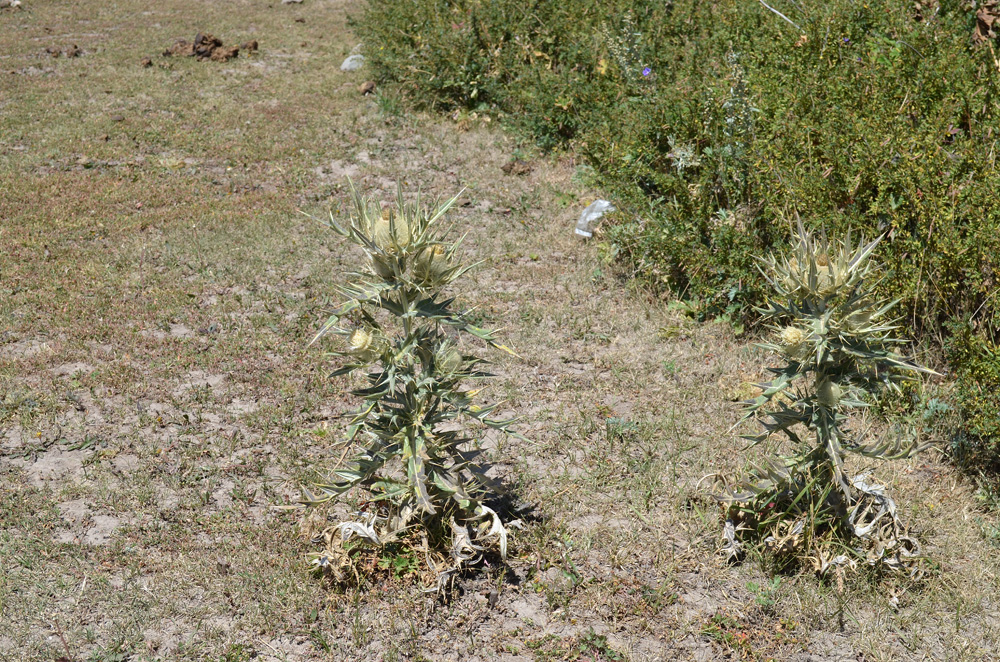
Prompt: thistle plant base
<box><xmin>723</xmin><ymin>468</ymin><xmax>924</xmax><ymax>578</ymax></box>
<box><xmin>306</xmin><ymin>519</ymin><xmax>472</xmax><ymax>590</ymax></box>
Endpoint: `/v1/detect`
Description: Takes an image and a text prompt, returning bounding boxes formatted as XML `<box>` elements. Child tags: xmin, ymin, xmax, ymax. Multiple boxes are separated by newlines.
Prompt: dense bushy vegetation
<box><xmin>355</xmin><ymin>0</ymin><xmax>1000</xmax><ymax>479</ymax></box>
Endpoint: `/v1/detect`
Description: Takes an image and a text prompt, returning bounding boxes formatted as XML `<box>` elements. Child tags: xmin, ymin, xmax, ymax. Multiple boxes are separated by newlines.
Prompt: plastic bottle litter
<box><xmin>340</xmin><ymin>54</ymin><xmax>365</xmax><ymax>72</ymax></box>
<box><xmin>574</xmin><ymin>200</ymin><xmax>615</xmax><ymax>238</ymax></box>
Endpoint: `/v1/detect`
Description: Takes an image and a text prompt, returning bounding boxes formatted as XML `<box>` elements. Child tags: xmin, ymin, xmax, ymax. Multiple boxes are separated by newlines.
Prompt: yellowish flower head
<box><xmin>372</xmin><ymin>208</ymin><xmax>410</xmax><ymax>251</ymax></box>
<box><xmin>780</xmin><ymin>326</ymin><xmax>808</xmax><ymax>346</ymax></box>
<box><xmin>413</xmin><ymin>245</ymin><xmax>450</xmax><ymax>285</ymax></box>
<box><xmin>348</xmin><ymin>328</ymin><xmax>374</xmax><ymax>354</ymax></box>
<box><xmin>778</xmin><ymin>325</ymin><xmax>812</xmax><ymax>362</ymax></box>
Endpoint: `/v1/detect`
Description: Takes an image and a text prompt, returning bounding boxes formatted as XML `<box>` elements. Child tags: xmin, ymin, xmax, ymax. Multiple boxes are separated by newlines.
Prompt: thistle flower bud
<box><xmin>778</xmin><ymin>325</ymin><xmax>810</xmax><ymax>362</ymax></box>
<box><xmin>782</xmin><ymin>251</ymin><xmax>849</xmax><ymax>297</ymax></box>
<box><xmin>816</xmin><ymin>269</ymin><xmax>832</xmax><ymax>294</ymax></box>
<box><xmin>347</xmin><ymin>328</ymin><xmax>384</xmax><ymax>362</ymax></box>
<box><xmin>372</xmin><ymin>208</ymin><xmax>410</xmax><ymax>251</ymax></box>
<box><xmin>783</xmin><ymin>257</ymin><xmax>801</xmax><ymax>290</ymax></box>
<box><xmin>817</xmin><ymin>379</ymin><xmax>841</xmax><ymax>407</ymax></box>
<box><xmin>436</xmin><ymin>347</ymin><xmax>463</xmax><ymax>375</ymax></box>
<box><xmin>845</xmin><ymin>309</ymin><xmax>872</xmax><ymax>332</ymax></box>
<box><xmin>818</xmin><ymin>268</ymin><xmax>846</xmax><ymax>298</ymax></box>
<box><xmin>413</xmin><ymin>245</ymin><xmax>450</xmax><ymax>286</ymax></box>
<box><xmin>368</xmin><ymin>254</ymin><xmax>397</xmax><ymax>281</ymax></box>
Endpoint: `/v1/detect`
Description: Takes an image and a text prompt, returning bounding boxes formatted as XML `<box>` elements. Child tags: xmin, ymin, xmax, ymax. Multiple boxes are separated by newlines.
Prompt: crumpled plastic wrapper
<box><xmin>575</xmin><ymin>199</ymin><xmax>615</xmax><ymax>238</ymax></box>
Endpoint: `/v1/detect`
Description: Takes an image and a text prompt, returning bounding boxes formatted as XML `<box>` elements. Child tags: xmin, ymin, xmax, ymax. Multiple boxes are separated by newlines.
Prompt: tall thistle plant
<box><xmin>304</xmin><ymin>183</ymin><xmax>520</xmax><ymax>587</ymax></box>
<box><xmin>719</xmin><ymin>222</ymin><xmax>934</xmax><ymax>575</ymax></box>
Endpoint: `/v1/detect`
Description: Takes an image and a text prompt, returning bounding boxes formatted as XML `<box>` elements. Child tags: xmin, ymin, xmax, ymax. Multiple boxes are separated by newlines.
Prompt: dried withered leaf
<box><xmin>974</xmin><ymin>1</ymin><xmax>1000</xmax><ymax>44</ymax></box>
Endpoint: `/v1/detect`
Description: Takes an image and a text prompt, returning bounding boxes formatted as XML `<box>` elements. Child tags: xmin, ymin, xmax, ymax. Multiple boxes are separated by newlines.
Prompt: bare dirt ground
<box><xmin>2</xmin><ymin>1</ymin><xmax>1000</xmax><ymax>661</ymax></box>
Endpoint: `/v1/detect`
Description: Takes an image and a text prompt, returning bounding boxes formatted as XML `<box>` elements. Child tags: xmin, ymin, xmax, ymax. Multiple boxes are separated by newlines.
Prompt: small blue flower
<box><xmin>843</xmin><ymin>37</ymin><xmax>850</xmax><ymax>43</ymax></box>
<box><xmin>642</xmin><ymin>67</ymin><xmax>652</xmax><ymax>77</ymax></box>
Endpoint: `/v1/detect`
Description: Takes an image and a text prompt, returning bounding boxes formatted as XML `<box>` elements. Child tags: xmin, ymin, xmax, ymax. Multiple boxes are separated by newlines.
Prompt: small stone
<box><xmin>140</xmin><ymin>57</ymin><xmax>152</xmax><ymax>68</ymax></box>
<box><xmin>340</xmin><ymin>54</ymin><xmax>365</xmax><ymax>72</ymax></box>
<box><xmin>110</xmin><ymin>114</ymin><xmax>124</xmax><ymax>122</ymax></box>
<box><xmin>360</xmin><ymin>80</ymin><xmax>376</xmax><ymax>95</ymax></box>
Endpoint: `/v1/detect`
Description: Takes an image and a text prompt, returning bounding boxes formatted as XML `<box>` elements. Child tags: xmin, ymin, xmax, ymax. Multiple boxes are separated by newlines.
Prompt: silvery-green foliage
<box><xmin>719</xmin><ymin>221</ymin><xmax>933</xmax><ymax>573</ymax></box>
<box><xmin>600</xmin><ymin>10</ymin><xmax>653</xmax><ymax>84</ymax></box>
<box><xmin>719</xmin><ymin>52</ymin><xmax>758</xmax><ymax>200</ymax></box>
<box><xmin>304</xmin><ymin>182</ymin><xmax>520</xmax><ymax>583</ymax></box>
<box><xmin>722</xmin><ymin>53</ymin><xmax>756</xmax><ymax>147</ymax></box>
<box><xmin>667</xmin><ymin>135</ymin><xmax>701</xmax><ymax>174</ymax></box>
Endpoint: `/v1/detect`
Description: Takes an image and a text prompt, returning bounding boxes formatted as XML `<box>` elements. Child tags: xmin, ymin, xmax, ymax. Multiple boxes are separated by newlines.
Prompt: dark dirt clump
<box><xmin>163</xmin><ymin>32</ymin><xmax>243</xmax><ymax>62</ymax></box>
<box><xmin>501</xmin><ymin>158</ymin><xmax>532</xmax><ymax>176</ymax></box>
<box><xmin>45</xmin><ymin>45</ymin><xmax>81</xmax><ymax>58</ymax></box>
<box><xmin>210</xmin><ymin>45</ymin><xmax>239</xmax><ymax>62</ymax></box>
<box><xmin>163</xmin><ymin>39</ymin><xmax>194</xmax><ymax>57</ymax></box>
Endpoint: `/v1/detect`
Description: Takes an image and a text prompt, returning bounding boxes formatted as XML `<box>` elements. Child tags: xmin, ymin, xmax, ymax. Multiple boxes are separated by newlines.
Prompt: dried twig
<box><xmin>758</xmin><ymin>0</ymin><xmax>804</xmax><ymax>34</ymax></box>
<box><xmin>52</xmin><ymin>617</ymin><xmax>73</xmax><ymax>661</ymax></box>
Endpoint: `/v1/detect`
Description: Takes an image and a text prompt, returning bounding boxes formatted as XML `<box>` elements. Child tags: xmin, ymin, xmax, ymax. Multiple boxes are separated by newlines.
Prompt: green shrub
<box><xmin>356</xmin><ymin>0</ymin><xmax>1000</xmax><ymax>467</ymax></box>
<box><xmin>946</xmin><ymin>324</ymin><xmax>1000</xmax><ymax>478</ymax></box>
<box><xmin>304</xmin><ymin>183</ymin><xmax>520</xmax><ymax>589</ymax></box>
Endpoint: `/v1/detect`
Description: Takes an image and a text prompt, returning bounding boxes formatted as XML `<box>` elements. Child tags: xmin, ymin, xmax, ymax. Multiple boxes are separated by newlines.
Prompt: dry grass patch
<box><xmin>2</xmin><ymin>1</ymin><xmax>1000</xmax><ymax>661</ymax></box>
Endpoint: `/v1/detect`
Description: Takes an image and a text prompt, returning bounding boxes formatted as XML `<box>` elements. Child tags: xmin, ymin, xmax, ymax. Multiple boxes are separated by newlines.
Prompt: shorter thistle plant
<box><xmin>718</xmin><ymin>221</ymin><xmax>934</xmax><ymax>576</ymax></box>
<box><xmin>303</xmin><ymin>182</ymin><xmax>521</xmax><ymax>589</ymax></box>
